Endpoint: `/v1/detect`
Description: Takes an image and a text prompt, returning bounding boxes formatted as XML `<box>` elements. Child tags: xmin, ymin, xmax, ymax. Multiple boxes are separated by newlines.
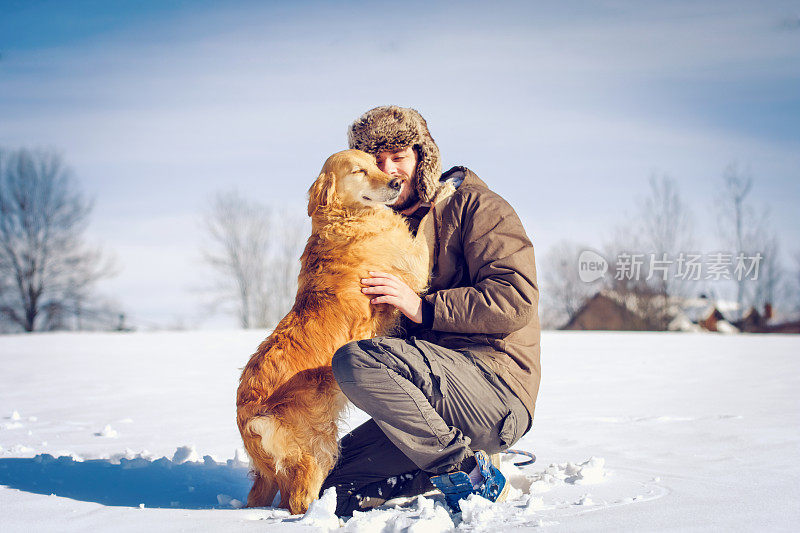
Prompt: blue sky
<box><xmin>1</xmin><ymin>0</ymin><xmax>798</xmax><ymax>327</ymax></box>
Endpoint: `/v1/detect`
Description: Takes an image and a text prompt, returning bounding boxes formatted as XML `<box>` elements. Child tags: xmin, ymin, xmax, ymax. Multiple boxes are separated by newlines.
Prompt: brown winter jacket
<box><xmin>406</xmin><ymin>166</ymin><xmax>541</xmax><ymax>425</ymax></box>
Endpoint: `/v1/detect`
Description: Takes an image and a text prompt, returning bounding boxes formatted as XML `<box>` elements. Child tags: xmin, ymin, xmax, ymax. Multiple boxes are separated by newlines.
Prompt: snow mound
<box><xmin>341</xmin><ymin>495</ymin><xmax>454</xmax><ymax>533</ymax></box>
<box><xmin>105</xmin><ymin>448</ymin><xmax>156</xmax><ymax>464</ymax></box>
<box><xmin>299</xmin><ymin>486</ymin><xmax>340</xmax><ymax>530</ymax></box>
<box><xmin>459</xmin><ymin>493</ymin><xmax>501</xmax><ymax>527</ymax></box>
<box><xmin>523</xmin><ymin>457</ymin><xmax>607</xmax><ymax>493</ymax></box>
<box><xmin>54</xmin><ymin>450</ymin><xmax>84</xmax><ymax>462</ymax></box>
<box><xmin>407</xmin><ymin>498</ymin><xmax>453</xmax><ymax>533</ymax></box>
<box><xmin>228</xmin><ymin>447</ymin><xmax>250</xmax><ymax>467</ymax></box>
<box><xmin>571</xmin><ymin>457</ymin><xmax>606</xmax><ymax>485</ymax></box>
<box><xmin>522</xmin><ymin>495</ymin><xmax>545</xmax><ymax>515</ymax></box>
<box><xmin>95</xmin><ymin>424</ymin><xmax>119</xmax><ymax>438</ymax></box>
<box><xmin>172</xmin><ymin>445</ymin><xmax>202</xmax><ymax>464</ymax></box>
<box><xmin>217</xmin><ymin>493</ymin><xmax>243</xmax><ymax>509</ymax></box>
<box><xmin>3</xmin><ymin>410</ymin><xmax>25</xmax><ymax>429</ymax></box>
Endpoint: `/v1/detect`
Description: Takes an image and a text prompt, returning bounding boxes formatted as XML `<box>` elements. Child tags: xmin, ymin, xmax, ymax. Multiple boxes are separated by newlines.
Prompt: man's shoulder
<box><xmin>440</xmin><ymin>166</ymin><xmax>510</xmax><ymax>211</ymax></box>
<box><xmin>441</xmin><ymin>166</ymin><xmax>485</xmax><ymax>192</ymax></box>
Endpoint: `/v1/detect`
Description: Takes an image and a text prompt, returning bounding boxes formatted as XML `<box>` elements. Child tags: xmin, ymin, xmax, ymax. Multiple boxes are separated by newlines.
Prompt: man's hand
<box><xmin>361</xmin><ymin>271</ymin><xmax>423</xmax><ymax>323</ymax></box>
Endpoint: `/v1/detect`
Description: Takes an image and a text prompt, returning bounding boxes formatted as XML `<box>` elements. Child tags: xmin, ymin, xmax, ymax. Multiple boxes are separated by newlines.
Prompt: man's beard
<box><xmin>390</xmin><ymin>182</ymin><xmax>420</xmax><ymax>213</ymax></box>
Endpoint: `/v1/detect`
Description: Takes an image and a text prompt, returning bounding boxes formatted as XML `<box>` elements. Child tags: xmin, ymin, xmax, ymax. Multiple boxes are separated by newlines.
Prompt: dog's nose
<box><xmin>388</xmin><ymin>178</ymin><xmax>403</xmax><ymax>191</ymax></box>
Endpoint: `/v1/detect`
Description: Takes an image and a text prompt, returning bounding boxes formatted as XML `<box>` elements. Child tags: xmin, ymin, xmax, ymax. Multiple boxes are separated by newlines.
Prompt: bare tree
<box><xmin>639</xmin><ymin>174</ymin><xmax>695</xmax><ymax>296</ymax></box>
<box><xmin>0</xmin><ymin>148</ymin><xmax>114</xmax><ymax>332</ymax></box>
<box><xmin>259</xmin><ymin>214</ymin><xmax>306</xmax><ymax>327</ymax></box>
<box><xmin>601</xmin><ymin>225</ymin><xmax>667</xmax><ymax>329</ymax></box>
<box><xmin>636</xmin><ymin>174</ymin><xmax>696</xmax><ymax>327</ymax></box>
<box><xmin>200</xmin><ymin>190</ymin><xmax>306</xmax><ymax>329</ymax></box>
<box><xmin>598</xmin><ymin>174</ymin><xmax>696</xmax><ymax>330</ymax></box>
<box><xmin>201</xmin><ymin>191</ymin><xmax>271</xmax><ymax>328</ymax></box>
<box><xmin>794</xmin><ymin>251</ymin><xmax>800</xmax><ymax>315</ymax></box>
<box><xmin>715</xmin><ymin>163</ymin><xmax>785</xmax><ymax>317</ymax></box>
<box><xmin>716</xmin><ymin>163</ymin><xmax>759</xmax><ymax>312</ymax></box>
<box><xmin>603</xmin><ymin>221</ymin><xmax>648</xmax><ymax>294</ymax></box>
<box><xmin>750</xmin><ymin>219</ymin><xmax>784</xmax><ymax>314</ymax></box>
<box><xmin>539</xmin><ymin>240</ymin><xmax>596</xmax><ymax>328</ymax></box>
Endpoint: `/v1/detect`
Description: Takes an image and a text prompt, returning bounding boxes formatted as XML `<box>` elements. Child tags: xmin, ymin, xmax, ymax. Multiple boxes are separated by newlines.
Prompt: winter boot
<box><xmin>429</xmin><ymin>450</ymin><xmax>509</xmax><ymax>513</ymax></box>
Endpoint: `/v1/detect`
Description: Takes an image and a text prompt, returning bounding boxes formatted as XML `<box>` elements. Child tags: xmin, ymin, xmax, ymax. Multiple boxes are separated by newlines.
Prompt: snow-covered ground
<box><xmin>1</xmin><ymin>330</ymin><xmax>798</xmax><ymax>532</ymax></box>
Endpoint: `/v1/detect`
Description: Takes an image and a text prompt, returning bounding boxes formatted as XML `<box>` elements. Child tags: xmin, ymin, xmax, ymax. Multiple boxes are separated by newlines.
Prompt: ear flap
<box><xmin>307</xmin><ymin>171</ymin><xmax>336</xmax><ymax>216</ymax></box>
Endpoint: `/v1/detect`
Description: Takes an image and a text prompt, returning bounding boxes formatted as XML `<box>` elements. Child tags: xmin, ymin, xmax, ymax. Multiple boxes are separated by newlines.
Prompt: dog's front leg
<box><xmin>247</xmin><ymin>471</ymin><xmax>279</xmax><ymax>508</ymax></box>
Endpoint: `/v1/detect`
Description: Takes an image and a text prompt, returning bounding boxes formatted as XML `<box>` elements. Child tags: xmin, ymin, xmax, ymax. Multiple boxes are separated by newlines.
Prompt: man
<box><xmin>320</xmin><ymin>105</ymin><xmax>541</xmax><ymax>516</ymax></box>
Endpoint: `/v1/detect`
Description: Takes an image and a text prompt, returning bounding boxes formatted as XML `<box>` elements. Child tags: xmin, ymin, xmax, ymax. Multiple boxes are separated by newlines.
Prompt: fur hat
<box><xmin>347</xmin><ymin>106</ymin><xmax>441</xmax><ymax>203</ymax></box>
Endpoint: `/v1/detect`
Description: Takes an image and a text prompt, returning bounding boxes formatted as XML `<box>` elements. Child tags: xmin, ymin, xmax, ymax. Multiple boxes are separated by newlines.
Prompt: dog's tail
<box><xmin>246</xmin><ymin>415</ymin><xmax>292</xmax><ymax>472</ymax></box>
<box><xmin>245</xmin><ymin>410</ymin><xmax>341</xmax><ymax>476</ymax></box>
<box><xmin>240</xmin><ymin>367</ymin><xmax>347</xmax><ymax>474</ymax></box>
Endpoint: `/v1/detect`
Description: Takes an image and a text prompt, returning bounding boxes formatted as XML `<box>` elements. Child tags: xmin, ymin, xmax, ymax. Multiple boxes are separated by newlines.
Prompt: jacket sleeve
<box><xmin>424</xmin><ymin>189</ymin><xmax>539</xmax><ymax>335</ymax></box>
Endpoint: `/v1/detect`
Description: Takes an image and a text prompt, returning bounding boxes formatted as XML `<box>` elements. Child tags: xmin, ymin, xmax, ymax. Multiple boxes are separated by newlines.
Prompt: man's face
<box><xmin>375</xmin><ymin>146</ymin><xmax>419</xmax><ymax>212</ymax></box>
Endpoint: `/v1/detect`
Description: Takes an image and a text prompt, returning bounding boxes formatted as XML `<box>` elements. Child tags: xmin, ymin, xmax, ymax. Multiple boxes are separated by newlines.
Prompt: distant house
<box><xmin>734</xmin><ymin>305</ymin><xmax>770</xmax><ymax>333</ymax></box>
<box><xmin>562</xmin><ymin>290</ymin><xmax>798</xmax><ymax>334</ymax></box>
<box><xmin>765</xmin><ymin>320</ymin><xmax>800</xmax><ymax>334</ymax></box>
<box><xmin>668</xmin><ymin>296</ymin><xmax>739</xmax><ymax>334</ymax></box>
<box><xmin>561</xmin><ymin>290</ymin><xmax>662</xmax><ymax>331</ymax></box>
<box><xmin>733</xmin><ymin>304</ymin><xmax>800</xmax><ymax>334</ymax></box>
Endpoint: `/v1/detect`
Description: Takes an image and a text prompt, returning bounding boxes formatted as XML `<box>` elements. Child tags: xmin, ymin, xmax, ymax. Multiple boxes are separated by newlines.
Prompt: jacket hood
<box><xmin>347</xmin><ymin>105</ymin><xmax>441</xmax><ymax>203</ymax></box>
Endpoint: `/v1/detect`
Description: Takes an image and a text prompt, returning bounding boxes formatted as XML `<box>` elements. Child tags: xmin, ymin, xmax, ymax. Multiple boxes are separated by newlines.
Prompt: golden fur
<box><xmin>236</xmin><ymin>149</ymin><xmax>434</xmax><ymax>514</ymax></box>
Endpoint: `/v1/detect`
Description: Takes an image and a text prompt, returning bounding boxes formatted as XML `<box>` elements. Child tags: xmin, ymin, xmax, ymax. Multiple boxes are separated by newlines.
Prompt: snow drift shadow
<box><xmin>0</xmin><ymin>454</ymin><xmax>251</xmax><ymax>509</ymax></box>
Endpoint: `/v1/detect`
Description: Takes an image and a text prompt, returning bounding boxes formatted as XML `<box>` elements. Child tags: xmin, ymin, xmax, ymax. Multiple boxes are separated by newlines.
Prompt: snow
<box><xmin>341</xmin><ymin>495</ymin><xmax>454</xmax><ymax>533</ymax></box>
<box><xmin>96</xmin><ymin>425</ymin><xmax>119</xmax><ymax>438</ymax></box>
<box><xmin>172</xmin><ymin>445</ymin><xmax>202</xmax><ymax>464</ymax></box>
<box><xmin>1</xmin><ymin>330</ymin><xmax>799</xmax><ymax>531</ymax></box>
<box><xmin>299</xmin><ymin>487</ymin><xmax>341</xmax><ymax>530</ymax></box>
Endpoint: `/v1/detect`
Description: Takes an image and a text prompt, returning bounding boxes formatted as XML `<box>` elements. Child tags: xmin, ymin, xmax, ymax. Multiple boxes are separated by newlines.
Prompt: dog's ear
<box><xmin>308</xmin><ymin>171</ymin><xmax>336</xmax><ymax>216</ymax></box>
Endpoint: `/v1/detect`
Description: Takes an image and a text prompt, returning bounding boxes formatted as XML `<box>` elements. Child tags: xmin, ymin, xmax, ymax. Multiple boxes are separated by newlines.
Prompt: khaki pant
<box><xmin>322</xmin><ymin>336</ymin><xmax>530</xmax><ymax>516</ymax></box>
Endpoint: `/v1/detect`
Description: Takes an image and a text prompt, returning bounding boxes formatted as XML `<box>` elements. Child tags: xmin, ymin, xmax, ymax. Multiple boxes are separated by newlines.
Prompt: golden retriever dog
<box><xmin>236</xmin><ymin>149</ymin><xmax>450</xmax><ymax>514</ymax></box>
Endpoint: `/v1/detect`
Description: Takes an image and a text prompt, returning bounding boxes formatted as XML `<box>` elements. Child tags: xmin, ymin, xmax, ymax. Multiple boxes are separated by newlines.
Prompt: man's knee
<box><xmin>332</xmin><ymin>337</ymin><xmax>409</xmax><ymax>386</ymax></box>
<box><xmin>332</xmin><ymin>339</ymin><xmax>375</xmax><ymax>385</ymax></box>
